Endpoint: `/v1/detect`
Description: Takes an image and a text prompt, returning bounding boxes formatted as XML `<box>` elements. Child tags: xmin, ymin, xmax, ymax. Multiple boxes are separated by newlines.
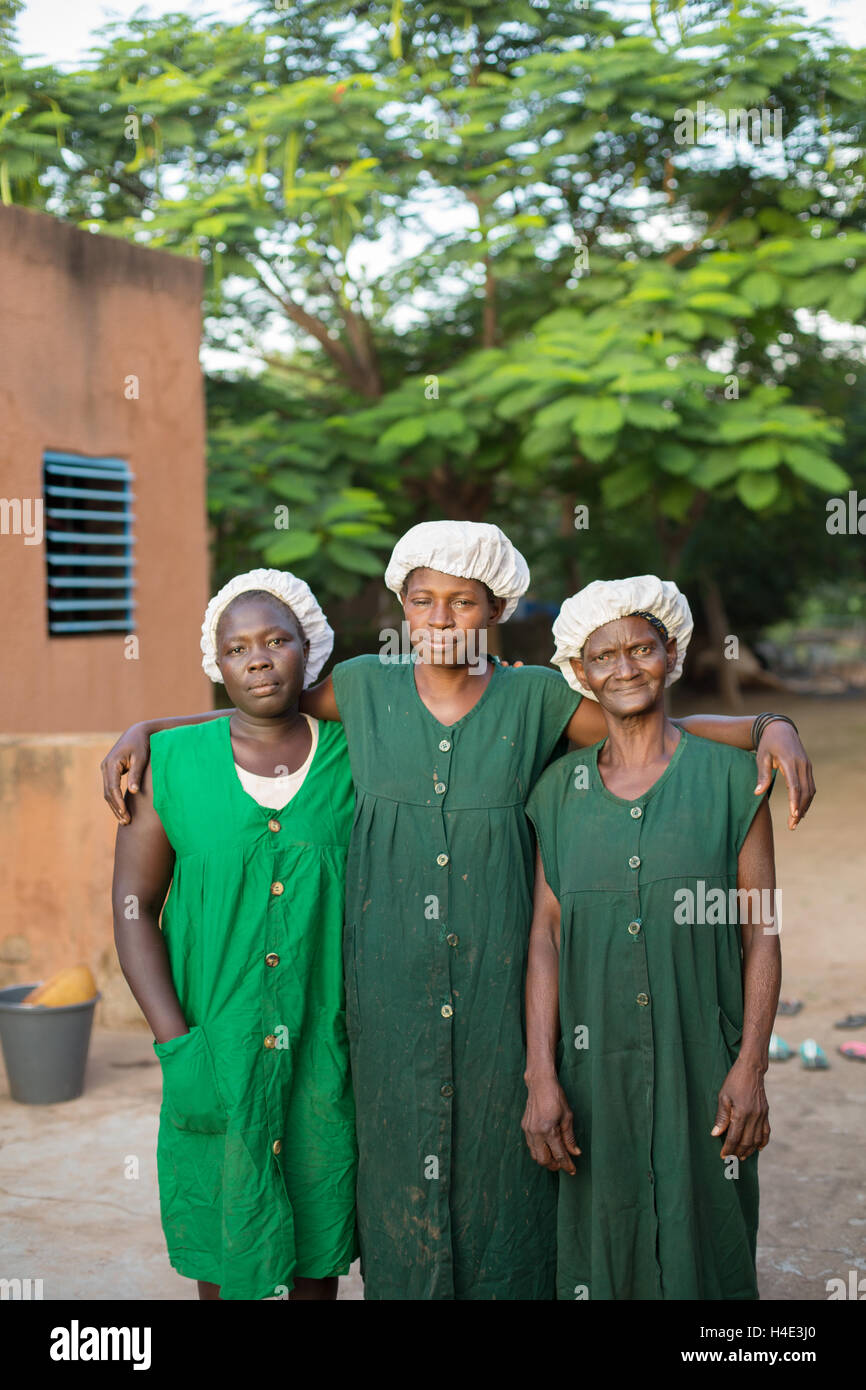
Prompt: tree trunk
<box><xmin>701</xmin><ymin>577</ymin><xmax>743</xmax><ymax>712</ymax></box>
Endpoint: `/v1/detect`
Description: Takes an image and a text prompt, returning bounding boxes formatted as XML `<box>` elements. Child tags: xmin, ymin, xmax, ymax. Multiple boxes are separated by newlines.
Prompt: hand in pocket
<box><xmin>154</xmin><ymin>1025</ymin><xmax>227</xmax><ymax>1134</ymax></box>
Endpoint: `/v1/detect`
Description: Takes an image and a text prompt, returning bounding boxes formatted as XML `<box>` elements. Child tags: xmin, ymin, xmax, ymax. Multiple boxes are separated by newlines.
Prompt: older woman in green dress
<box><xmin>523</xmin><ymin>577</ymin><xmax>780</xmax><ymax>1300</ymax></box>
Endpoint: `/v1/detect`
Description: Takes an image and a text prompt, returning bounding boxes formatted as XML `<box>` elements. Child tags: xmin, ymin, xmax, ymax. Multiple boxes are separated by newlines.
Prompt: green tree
<box><xmin>5</xmin><ymin>0</ymin><xmax>865</xmax><ymax>688</ymax></box>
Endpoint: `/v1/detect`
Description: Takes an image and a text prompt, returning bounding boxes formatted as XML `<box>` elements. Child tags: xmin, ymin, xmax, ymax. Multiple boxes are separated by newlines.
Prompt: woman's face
<box><xmin>572</xmin><ymin>616</ymin><xmax>677</xmax><ymax>717</ymax></box>
<box><xmin>401</xmin><ymin>567</ymin><xmax>505</xmax><ymax>666</ymax></box>
<box><xmin>216</xmin><ymin>593</ymin><xmax>309</xmax><ymax>717</ymax></box>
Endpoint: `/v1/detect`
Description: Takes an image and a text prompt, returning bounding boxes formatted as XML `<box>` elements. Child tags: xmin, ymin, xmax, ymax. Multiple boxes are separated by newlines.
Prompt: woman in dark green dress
<box><xmin>523</xmin><ymin>577</ymin><xmax>781</xmax><ymax>1300</ymax></box>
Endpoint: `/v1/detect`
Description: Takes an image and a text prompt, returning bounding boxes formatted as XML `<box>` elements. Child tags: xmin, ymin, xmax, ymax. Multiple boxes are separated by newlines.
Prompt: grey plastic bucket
<box><xmin>0</xmin><ymin>983</ymin><xmax>100</xmax><ymax>1104</ymax></box>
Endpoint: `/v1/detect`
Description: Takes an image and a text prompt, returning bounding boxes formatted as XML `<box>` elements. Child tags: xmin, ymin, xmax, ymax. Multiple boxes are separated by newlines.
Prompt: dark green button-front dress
<box><xmin>148</xmin><ymin>716</ymin><xmax>358</xmax><ymax>1300</ymax></box>
<box><xmin>525</xmin><ymin>730</ymin><xmax>771</xmax><ymax>1301</ymax></box>
<box><xmin>331</xmin><ymin>654</ymin><xmax>580</xmax><ymax>1300</ymax></box>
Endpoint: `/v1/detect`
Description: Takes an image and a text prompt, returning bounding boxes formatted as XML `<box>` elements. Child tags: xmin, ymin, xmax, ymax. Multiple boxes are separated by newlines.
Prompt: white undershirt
<box><xmin>233</xmin><ymin>714</ymin><xmax>319</xmax><ymax>809</ymax></box>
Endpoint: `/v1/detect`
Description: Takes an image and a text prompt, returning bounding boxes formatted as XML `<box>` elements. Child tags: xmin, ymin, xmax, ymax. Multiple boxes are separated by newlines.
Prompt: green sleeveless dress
<box><xmin>525</xmin><ymin>731</ymin><xmax>771</xmax><ymax>1300</ymax></box>
<box><xmin>331</xmin><ymin>654</ymin><xmax>581</xmax><ymax>1300</ymax></box>
<box><xmin>148</xmin><ymin>716</ymin><xmax>358</xmax><ymax>1300</ymax></box>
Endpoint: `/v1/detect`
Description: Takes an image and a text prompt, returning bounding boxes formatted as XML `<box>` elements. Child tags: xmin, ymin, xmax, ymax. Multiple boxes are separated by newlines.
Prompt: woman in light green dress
<box><xmin>112</xmin><ymin>571</ymin><xmax>357</xmax><ymax>1300</ymax></box>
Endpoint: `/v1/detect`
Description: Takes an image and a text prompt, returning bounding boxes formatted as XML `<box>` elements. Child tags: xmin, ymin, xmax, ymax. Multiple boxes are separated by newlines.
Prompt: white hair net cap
<box><xmin>384</xmin><ymin>520</ymin><xmax>530</xmax><ymax>622</ymax></box>
<box><xmin>201</xmin><ymin>568</ymin><xmax>334</xmax><ymax>687</ymax></box>
<box><xmin>551</xmin><ymin>575</ymin><xmax>694</xmax><ymax>700</ymax></box>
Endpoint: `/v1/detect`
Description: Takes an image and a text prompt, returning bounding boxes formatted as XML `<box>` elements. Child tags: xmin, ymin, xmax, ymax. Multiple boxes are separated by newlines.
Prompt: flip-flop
<box><xmin>769</xmin><ymin>1033</ymin><xmax>792</xmax><ymax>1061</ymax></box>
<box><xmin>799</xmin><ymin>1039</ymin><xmax>830</xmax><ymax>1070</ymax></box>
<box><xmin>838</xmin><ymin>1041</ymin><xmax>866</xmax><ymax>1062</ymax></box>
<box><xmin>777</xmin><ymin>1000</ymin><xmax>804</xmax><ymax>1016</ymax></box>
<box><xmin>834</xmin><ymin>1014</ymin><xmax>866</xmax><ymax>1029</ymax></box>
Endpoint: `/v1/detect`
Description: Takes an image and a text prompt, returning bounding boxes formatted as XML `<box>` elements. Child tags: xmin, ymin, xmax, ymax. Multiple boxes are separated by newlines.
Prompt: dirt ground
<box><xmin>0</xmin><ymin>693</ymin><xmax>863</xmax><ymax>1301</ymax></box>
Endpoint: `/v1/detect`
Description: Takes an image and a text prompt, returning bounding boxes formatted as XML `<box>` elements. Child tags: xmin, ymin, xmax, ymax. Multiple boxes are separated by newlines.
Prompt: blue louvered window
<box><xmin>43</xmin><ymin>451</ymin><xmax>136</xmax><ymax>634</ymax></box>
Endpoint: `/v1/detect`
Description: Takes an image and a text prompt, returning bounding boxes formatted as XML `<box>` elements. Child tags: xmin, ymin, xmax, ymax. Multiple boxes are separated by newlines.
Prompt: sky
<box><xmin>13</xmin><ymin>0</ymin><xmax>866</xmax><ymax>66</ymax></box>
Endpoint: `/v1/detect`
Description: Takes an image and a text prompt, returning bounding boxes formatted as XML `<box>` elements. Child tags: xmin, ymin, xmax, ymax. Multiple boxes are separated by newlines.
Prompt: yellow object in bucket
<box><xmin>22</xmin><ymin>965</ymin><xmax>97</xmax><ymax>1007</ymax></box>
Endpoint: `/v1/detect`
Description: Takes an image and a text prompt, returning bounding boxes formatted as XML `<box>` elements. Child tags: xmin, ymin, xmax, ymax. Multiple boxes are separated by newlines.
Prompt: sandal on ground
<box><xmin>769</xmin><ymin>1033</ymin><xmax>792</xmax><ymax>1061</ymax></box>
<box><xmin>776</xmin><ymin>1000</ymin><xmax>804</xmax><ymax>1016</ymax></box>
<box><xmin>838</xmin><ymin>1041</ymin><xmax>866</xmax><ymax>1062</ymax></box>
<box><xmin>834</xmin><ymin>1013</ymin><xmax>866</xmax><ymax>1029</ymax></box>
<box><xmin>799</xmin><ymin>1039</ymin><xmax>830</xmax><ymax>1070</ymax></box>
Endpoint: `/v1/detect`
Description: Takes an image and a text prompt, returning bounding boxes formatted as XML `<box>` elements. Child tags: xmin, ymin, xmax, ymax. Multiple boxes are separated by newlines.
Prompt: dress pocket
<box><xmin>153</xmin><ymin>1025</ymin><xmax>228</xmax><ymax>1134</ymax></box>
<box><xmin>717</xmin><ymin>1004</ymin><xmax>744</xmax><ymax>1060</ymax></box>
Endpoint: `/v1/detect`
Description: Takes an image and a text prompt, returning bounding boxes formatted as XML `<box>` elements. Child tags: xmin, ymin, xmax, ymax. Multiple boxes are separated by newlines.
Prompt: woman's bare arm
<box><xmin>112</xmin><ymin>761</ymin><xmax>188</xmax><ymax>1043</ymax></box>
<box><xmin>102</xmin><ymin>710</ymin><xmax>230</xmax><ymax>823</ymax></box>
<box><xmin>298</xmin><ymin>672</ymin><xmax>341</xmax><ymax>722</ymax></box>
<box><xmin>522</xmin><ymin>842</ymin><xmax>581</xmax><ymax>1175</ymax></box>
<box><xmin>711</xmin><ymin>798</ymin><xmax>781</xmax><ymax>1162</ymax></box>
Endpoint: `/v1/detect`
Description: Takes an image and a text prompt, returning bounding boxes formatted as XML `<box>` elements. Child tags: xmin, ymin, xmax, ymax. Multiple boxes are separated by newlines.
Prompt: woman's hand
<box><xmin>522</xmin><ymin>1076</ymin><xmax>581</xmax><ymax>1175</ymax></box>
<box><xmin>711</xmin><ymin>1059</ymin><xmax>770</xmax><ymax>1161</ymax></box>
<box><xmin>101</xmin><ymin>722</ymin><xmax>153</xmax><ymax>824</ymax></box>
<box><xmin>754</xmin><ymin>721</ymin><xmax>816</xmax><ymax>830</ymax></box>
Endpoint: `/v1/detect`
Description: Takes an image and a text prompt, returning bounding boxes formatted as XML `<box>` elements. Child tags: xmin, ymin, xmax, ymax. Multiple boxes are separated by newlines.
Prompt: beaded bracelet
<box><xmin>751</xmin><ymin>712</ymin><xmax>799</xmax><ymax>751</ymax></box>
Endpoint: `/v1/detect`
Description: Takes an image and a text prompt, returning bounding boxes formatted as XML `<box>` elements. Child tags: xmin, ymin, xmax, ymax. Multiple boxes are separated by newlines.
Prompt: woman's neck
<box><xmin>413</xmin><ymin>654</ymin><xmax>491</xmax><ymax>696</ymax></box>
<box><xmin>600</xmin><ymin>707</ymin><xmax>680</xmax><ymax>769</ymax></box>
<box><xmin>229</xmin><ymin>706</ymin><xmax>305</xmax><ymax>744</ymax></box>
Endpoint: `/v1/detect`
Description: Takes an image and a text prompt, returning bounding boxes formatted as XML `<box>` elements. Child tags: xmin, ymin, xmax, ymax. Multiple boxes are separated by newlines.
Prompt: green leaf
<box><xmin>715</xmin><ymin>415</ymin><xmax>768</xmax><ymax>444</ymax></box>
<box><xmin>534</xmin><ymin>395</ymin><xmax>587</xmax><ymax>430</ymax></box>
<box><xmin>623</xmin><ymin>399</ymin><xmax>680</xmax><ymax>431</ymax></box>
<box><xmin>607</xmin><ymin>372</ymin><xmax>674</xmax><ymax>394</ymax></box>
<box><xmin>686</xmin><ymin>267</ymin><xmax>731</xmax><ymax>290</ymax></box>
<box><xmin>657</xmin><ymin>443</ymin><xmax>696</xmax><ymax>476</ymax></box>
<box><xmin>570</xmin><ymin>398</ymin><xmax>624</xmax><ymax>434</ymax></box>
<box><xmin>739</xmin><ymin>440</ymin><xmax>781</xmax><ymax>471</ymax></box>
<box><xmin>494</xmin><ymin>384</ymin><xmax>556</xmax><ymax>420</ymax></box>
<box><xmin>424</xmin><ymin>408</ymin><xmax>465</xmax><ymax>439</ymax></box>
<box><xmin>782</xmin><ymin>447</ymin><xmax>850</xmax><ymax>491</ymax></box>
<box><xmin>267</xmin><ymin>471</ymin><xmax>320</xmax><ymax>502</ymax></box>
<box><xmin>738</xmin><ymin>272</ymin><xmax>781</xmax><ymax>308</ymax></box>
<box><xmin>736</xmin><ymin>472</ymin><xmax>781</xmax><ymax>510</ymax></box>
<box><xmin>577</xmin><ymin>432</ymin><xmax>619</xmax><ymax>464</ymax></box>
<box><xmin>601</xmin><ymin>461</ymin><xmax>651</xmax><ymax>508</ymax></box>
<box><xmin>668</xmin><ymin>311</ymin><xmax>703</xmax><ymax>340</ymax></box>
<box><xmin>380</xmin><ymin>416</ymin><xmax>427</xmax><ymax>449</ymax></box>
<box><xmin>323</xmin><ymin>540</ymin><xmax>384</xmax><ymax>576</ymax></box>
<box><xmin>722</xmin><ymin>219</ymin><xmax>760</xmax><ymax>246</ymax></box>
<box><xmin>692</xmin><ymin>450</ymin><xmax>742</xmax><ymax>487</ymax></box>
<box><xmin>627</xmin><ymin>284</ymin><xmax>675</xmax><ymax>303</ymax></box>
<box><xmin>521</xmin><ymin>424</ymin><xmax>571</xmax><ymax>462</ymax></box>
<box><xmin>685</xmin><ymin>292</ymin><xmax>754</xmax><ymax>317</ymax></box>
<box><xmin>262</xmin><ymin>531</ymin><xmax>321</xmax><ymax>564</ymax></box>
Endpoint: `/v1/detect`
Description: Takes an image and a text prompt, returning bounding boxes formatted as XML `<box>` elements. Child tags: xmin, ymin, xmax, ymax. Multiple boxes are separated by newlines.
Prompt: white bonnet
<box><xmin>200</xmin><ymin>568</ymin><xmax>334</xmax><ymax>687</ymax></box>
<box><xmin>384</xmin><ymin>520</ymin><xmax>530</xmax><ymax>621</ymax></box>
<box><xmin>551</xmin><ymin>575</ymin><xmax>694</xmax><ymax>700</ymax></box>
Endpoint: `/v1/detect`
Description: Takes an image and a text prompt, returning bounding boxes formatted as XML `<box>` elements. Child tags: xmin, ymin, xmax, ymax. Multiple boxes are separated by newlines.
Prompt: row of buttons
<box><xmin>629</xmin><ymin>809</ymin><xmax>643</xmax><ymax>883</ymax></box>
<box><xmin>267</xmin><ymin>823</ymin><xmax>283</xmax><ymax>1160</ymax></box>
<box><xmin>436</xmin><ymin>738</ymin><xmax>454</xmax><ymax>1102</ymax></box>
<box><xmin>628</xmin><ymin>807</ymin><xmax>645</xmax><ymax>1017</ymax></box>
<box><xmin>434</xmin><ymin>740</ymin><xmax>451</xmax><ymax>794</ymax></box>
